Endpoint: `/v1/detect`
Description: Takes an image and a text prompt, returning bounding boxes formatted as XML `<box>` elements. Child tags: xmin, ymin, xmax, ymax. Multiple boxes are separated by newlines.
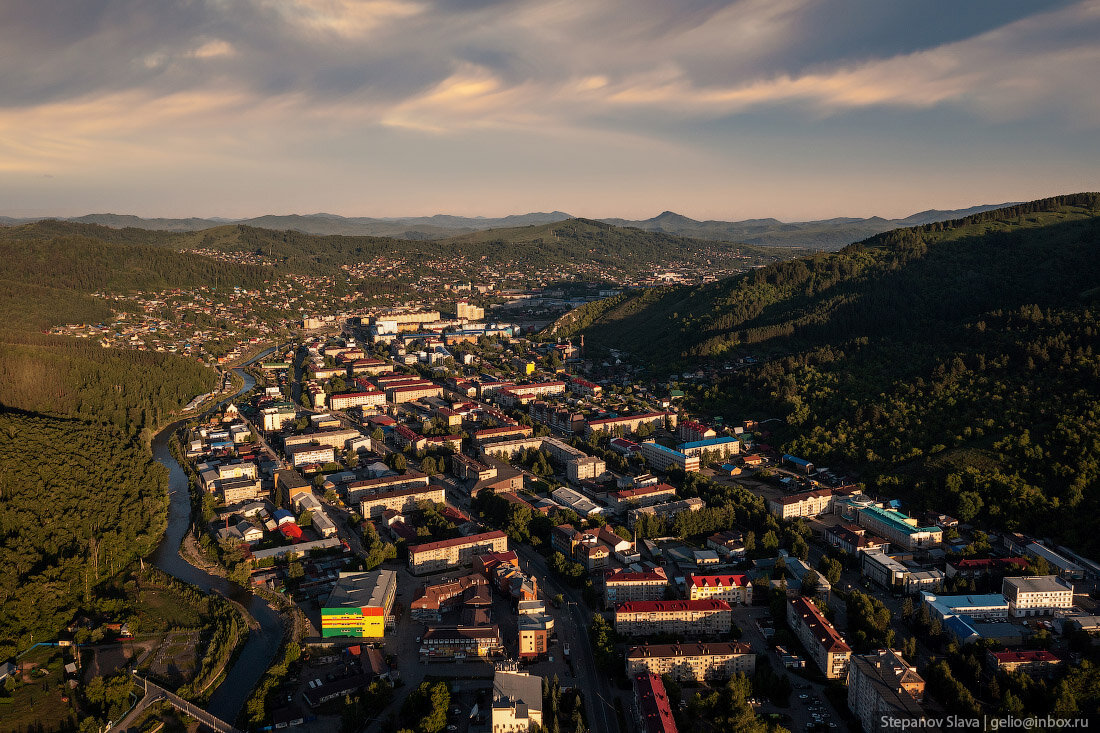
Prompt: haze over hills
<box><xmin>0</xmin><ymin>202</ymin><xmax>1015</xmax><ymax>250</ymax></box>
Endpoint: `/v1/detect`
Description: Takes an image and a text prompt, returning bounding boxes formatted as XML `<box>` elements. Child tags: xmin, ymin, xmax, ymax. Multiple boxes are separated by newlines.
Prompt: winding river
<box><xmin>149</xmin><ymin>348</ymin><xmax>285</xmax><ymax>723</ymax></box>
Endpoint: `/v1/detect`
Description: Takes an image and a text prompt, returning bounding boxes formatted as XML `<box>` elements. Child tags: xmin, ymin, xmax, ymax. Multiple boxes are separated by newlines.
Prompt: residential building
<box><xmin>568</xmin><ymin>377</ymin><xmax>602</xmax><ymax>397</ymax></box>
<box><xmin>518</xmin><ymin>612</ymin><xmax>554</xmax><ymax>659</ymax></box>
<box><xmin>1002</xmin><ymin>575</ymin><xmax>1074</xmax><ymax>617</ymax></box>
<box><xmin>638</xmin><ymin>441</ymin><xmax>700</xmax><ymax>473</ymax></box>
<box><xmin>220</xmin><ymin>476</ymin><xmax>264</xmax><ymax>504</ymax></box>
<box><xmin>567</xmin><ymin>456</ymin><xmax>607</xmax><ymax>483</ymax></box>
<box><xmin>625</xmin><ymin>642</ymin><xmax>755</xmax><ymax>682</ymax></box>
<box><xmin>261</xmin><ymin>403</ymin><xmax>297</xmax><ymax>431</ymax></box>
<box><xmin>456</xmin><ymin>300</ymin><xmax>484</xmax><ymax>321</ymax></box>
<box><xmin>351</xmin><ymin>474</ymin><xmax>436</xmax><ymax>512</ymax></box>
<box><xmin>677</xmin><ymin>436</ymin><xmax>741</xmax><ymax>460</ymax></box>
<box><xmin>275</xmin><ymin>468</ymin><xmax>311</xmax><ymax>507</ymax></box>
<box><xmin>768</xmin><ymin>488</ymin><xmax>833</xmax><ymax>519</ymax></box>
<box><xmin>387</xmin><ymin>383</ymin><xmax>443</xmax><ymax>403</ymax></box>
<box><xmin>286</xmin><ymin>443</ymin><xmax>335</xmax><ymax>468</ymax></box>
<box><xmin>856</xmin><ymin>505</ymin><xmax>942</xmax><ymax>550</ymax></box>
<box><xmin>329</xmin><ymin>390</ymin><xmax>387</xmax><ymax>410</ymax></box>
<box><xmin>615</xmin><ymin>600</ymin><xmax>732</xmax><ymax>637</ymax></box>
<box><xmin>474</xmin><ymin>425</ymin><xmax>535</xmax><ymax>445</ymax></box>
<box><xmin>687</xmin><ymin>574</ymin><xmax>753</xmax><ymax>605</ymax></box>
<box><xmin>604</xmin><ymin>568</ymin><xmax>669</xmax><ymax>609</ymax></box>
<box><xmin>678</xmin><ymin>420</ymin><xmax>716</xmax><ymax>443</ymax></box>
<box><xmin>587</xmin><ymin>412</ymin><xmax>676</xmax><ymax>436</ymax></box>
<box><xmin>706</xmin><ymin>530</ymin><xmax>747</xmax><ymax>561</ymax></box>
<box><xmin>987</xmin><ymin>650</ymin><xmax>1064</xmax><ymax>677</ymax></box>
<box><xmin>408</xmin><ymin>530</ymin><xmax>509</xmax><ymax>574</ymax></box>
<box><xmin>491</xmin><ymin>670</ymin><xmax>543</xmax><ymax>733</ymax></box>
<box><xmin>787</xmin><ymin>597</ymin><xmax>851</xmax><ymax>680</ymax></box>
<box><xmin>284</xmin><ymin>428</ymin><xmax>362</xmax><ymax>450</ymax></box>
<box><xmin>847</xmin><ymin>650</ymin><xmax>926</xmax><ymax>733</ymax></box>
<box><xmin>321</xmin><ymin>570</ymin><xmax>398</xmax><ymax>638</ymax></box>
<box><xmin>632</xmin><ymin>673</ymin><xmax>678</xmax><ymax>733</ymax></box>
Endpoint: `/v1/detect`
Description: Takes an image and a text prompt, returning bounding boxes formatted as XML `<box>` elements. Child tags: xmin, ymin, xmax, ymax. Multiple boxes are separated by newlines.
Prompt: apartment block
<box><xmin>787</xmin><ymin>597</ymin><xmax>851</xmax><ymax>680</ymax></box>
<box><xmin>604</xmin><ymin>568</ymin><xmax>669</xmax><ymax>609</ymax></box>
<box><xmin>615</xmin><ymin>600</ymin><xmax>732</xmax><ymax>637</ymax></box>
<box><xmin>687</xmin><ymin>574</ymin><xmax>753</xmax><ymax>605</ymax></box>
<box><xmin>626</xmin><ymin>642</ymin><xmax>755</xmax><ymax>682</ymax></box>
<box><xmin>408</xmin><ymin>530</ymin><xmax>509</xmax><ymax>575</ymax></box>
<box><xmin>847</xmin><ymin>649</ymin><xmax>925</xmax><ymax>733</ymax></box>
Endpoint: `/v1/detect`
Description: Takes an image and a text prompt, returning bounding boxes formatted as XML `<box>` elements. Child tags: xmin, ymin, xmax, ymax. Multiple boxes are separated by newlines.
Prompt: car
<box><xmin>799</xmin><ymin>694</ymin><xmax>809</xmax><ymax>699</ymax></box>
<box><xmin>446</xmin><ymin>727</ymin><xmax>458</xmax><ymax>732</ymax></box>
<box><xmin>453</xmin><ymin>708</ymin><xmax>462</xmax><ymax>715</ymax></box>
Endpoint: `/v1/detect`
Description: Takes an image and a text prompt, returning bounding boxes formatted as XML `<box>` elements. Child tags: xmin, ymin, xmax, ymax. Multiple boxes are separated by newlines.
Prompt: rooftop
<box><xmin>617</xmin><ymin>599</ymin><xmax>731</xmax><ymax>614</ymax></box>
<box><xmin>323</xmin><ymin>570</ymin><xmax>397</xmax><ymax>611</ymax></box>
<box><xmin>626</xmin><ymin>642</ymin><xmax>752</xmax><ymax>659</ymax></box>
<box><xmin>1003</xmin><ymin>575</ymin><xmax>1073</xmax><ymax>594</ymax></box>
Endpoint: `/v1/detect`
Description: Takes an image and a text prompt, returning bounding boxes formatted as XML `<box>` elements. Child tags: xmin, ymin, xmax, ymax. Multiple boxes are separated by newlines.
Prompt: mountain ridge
<box><xmin>0</xmin><ymin>203</ymin><xmax>1018</xmax><ymax>250</ymax></box>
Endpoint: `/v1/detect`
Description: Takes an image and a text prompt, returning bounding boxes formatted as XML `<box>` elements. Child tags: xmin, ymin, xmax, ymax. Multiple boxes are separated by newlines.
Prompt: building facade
<box><xmin>787</xmin><ymin>597</ymin><xmax>851</xmax><ymax>680</ymax></box>
<box><xmin>626</xmin><ymin>642</ymin><xmax>755</xmax><ymax>682</ymax></box>
<box><xmin>408</xmin><ymin>530</ymin><xmax>509</xmax><ymax>574</ymax></box>
<box><xmin>614</xmin><ymin>600</ymin><xmax>732</xmax><ymax>637</ymax></box>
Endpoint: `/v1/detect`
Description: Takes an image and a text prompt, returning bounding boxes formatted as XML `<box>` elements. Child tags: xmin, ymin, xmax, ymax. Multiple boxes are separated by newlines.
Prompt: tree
<box><xmin>801</xmin><ymin>569</ymin><xmax>821</xmax><ymax>598</ymax></box>
<box><xmin>392</xmin><ymin>453</ymin><xmax>407</xmax><ymax>472</ymax></box>
<box><xmin>761</xmin><ymin>530</ymin><xmax>779</xmax><ymax>552</ymax></box>
<box><xmin>371</xmin><ymin>427</ymin><xmax>385</xmax><ymax>441</ymax></box>
<box><xmin>818</xmin><ymin>556</ymin><xmax>843</xmax><ymax>585</ymax></box>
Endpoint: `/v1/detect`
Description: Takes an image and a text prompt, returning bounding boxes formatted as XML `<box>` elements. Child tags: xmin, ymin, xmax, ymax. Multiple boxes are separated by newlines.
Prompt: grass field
<box><xmin>0</xmin><ymin>647</ymin><xmax>79</xmax><ymax>733</ymax></box>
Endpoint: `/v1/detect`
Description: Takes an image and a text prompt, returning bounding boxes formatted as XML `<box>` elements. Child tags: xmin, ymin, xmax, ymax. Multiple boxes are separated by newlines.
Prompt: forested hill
<box><xmin>548</xmin><ymin>194</ymin><xmax>1100</xmax><ymax>364</ymax></box>
<box><xmin>0</xmin><ymin>228</ymin><xmax>224</xmax><ymax>657</ymax></box>
<box><xmin>180</xmin><ymin>217</ymin><xmax>794</xmax><ymax>275</ymax></box>
<box><xmin>551</xmin><ymin>193</ymin><xmax>1100</xmax><ymax>554</ymax></box>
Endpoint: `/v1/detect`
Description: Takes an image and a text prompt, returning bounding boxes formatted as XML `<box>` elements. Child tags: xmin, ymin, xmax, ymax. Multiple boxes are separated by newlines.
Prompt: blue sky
<box><xmin>1</xmin><ymin>0</ymin><xmax>1097</xmax><ymax>220</ymax></box>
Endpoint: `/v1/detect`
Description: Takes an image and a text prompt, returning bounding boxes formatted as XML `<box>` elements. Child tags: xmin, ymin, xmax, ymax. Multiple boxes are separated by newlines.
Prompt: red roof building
<box><xmin>633</xmin><ymin>673</ymin><xmax>678</xmax><ymax>733</ymax></box>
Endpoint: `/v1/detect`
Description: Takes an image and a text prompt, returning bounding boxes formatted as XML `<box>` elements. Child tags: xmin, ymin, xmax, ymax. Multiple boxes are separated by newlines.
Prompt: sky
<box><xmin>1</xmin><ymin>0</ymin><xmax>1098</xmax><ymax>221</ymax></box>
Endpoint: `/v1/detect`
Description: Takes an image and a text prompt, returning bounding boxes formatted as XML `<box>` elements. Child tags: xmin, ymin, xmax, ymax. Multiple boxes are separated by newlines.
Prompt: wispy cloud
<box><xmin>0</xmin><ymin>0</ymin><xmax>1094</xmax><ymax>217</ymax></box>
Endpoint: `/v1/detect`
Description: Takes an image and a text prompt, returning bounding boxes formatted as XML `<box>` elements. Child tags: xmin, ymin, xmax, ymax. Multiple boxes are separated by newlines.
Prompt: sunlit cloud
<box><xmin>0</xmin><ymin>0</ymin><xmax>1095</xmax><ymax>218</ymax></box>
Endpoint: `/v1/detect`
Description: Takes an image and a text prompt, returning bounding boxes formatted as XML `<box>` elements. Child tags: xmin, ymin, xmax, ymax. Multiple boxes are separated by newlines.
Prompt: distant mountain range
<box><xmin>0</xmin><ymin>203</ymin><xmax>1016</xmax><ymax>250</ymax></box>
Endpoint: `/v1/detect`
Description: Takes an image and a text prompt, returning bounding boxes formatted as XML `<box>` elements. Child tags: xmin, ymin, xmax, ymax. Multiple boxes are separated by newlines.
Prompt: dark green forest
<box><xmin>556</xmin><ymin>194</ymin><xmax>1100</xmax><ymax>553</ymax></box>
<box><xmin>0</xmin><ymin>228</ymin><xmax>229</xmax><ymax>658</ymax></box>
<box><xmin>0</xmin><ymin>411</ymin><xmax>170</xmax><ymax>657</ymax></box>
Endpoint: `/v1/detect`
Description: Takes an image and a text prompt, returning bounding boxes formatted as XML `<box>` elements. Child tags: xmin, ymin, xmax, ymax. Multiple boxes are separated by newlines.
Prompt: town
<box><xmin>83</xmin><ymin>296</ymin><xmax>1098</xmax><ymax>733</ymax></box>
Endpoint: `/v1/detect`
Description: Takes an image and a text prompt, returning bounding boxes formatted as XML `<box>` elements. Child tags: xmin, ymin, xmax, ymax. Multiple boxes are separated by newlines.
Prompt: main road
<box><xmin>514</xmin><ymin>545</ymin><xmax>622</xmax><ymax>733</ymax></box>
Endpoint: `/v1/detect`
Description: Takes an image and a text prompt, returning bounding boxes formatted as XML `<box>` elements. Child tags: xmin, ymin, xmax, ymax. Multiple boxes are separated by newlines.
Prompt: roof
<box><xmin>493</xmin><ymin>671</ymin><xmax>543</xmax><ymax>719</ymax></box>
<box><xmin>612</xmin><ymin>483</ymin><xmax>677</xmax><ymax>499</ymax></box>
<box><xmin>617</xmin><ymin>599</ymin><xmax>731</xmax><ymax>614</ymax></box>
<box><xmin>633</xmin><ymin>674</ymin><xmax>678</xmax><ymax>733</ymax></box>
<box><xmin>677</xmin><ymin>436</ymin><xmax>741</xmax><ymax>451</ymax></box>
<box><xmin>689</xmin><ymin>574</ymin><xmax>750</xmax><ymax>589</ymax></box>
<box><xmin>409</xmin><ymin>530</ymin><xmax>507</xmax><ymax>556</ymax></box>
<box><xmin>626</xmin><ymin>642</ymin><xmax>752</xmax><ymax>659</ymax></box>
<box><xmin>323</xmin><ymin>570</ymin><xmax>397</xmax><ymax>610</ymax></box>
<box><xmin>789</xmin><ymin>597</ymin><xmax>850</xmax><ymax>653</ymax></box>
<box><xmin>605</xmin><ymin>568</ymin><xmax>667</xmax><ymax>584</ymax></box>
<box><xmin>1003</xmin><ymin>575</ymin><xmax>1073</xmax><ymax>594</ymax></box>
<box><xmin>772</xmin><ymin>488</ymin><xmax>832</xmax><ymax>505</ymax></box>
<box><xmin>859</xmin><ymin>505</ymin><xmax>941</xmax><ymax>535</ymax></box>
<box><xmin>991</xmin><ymin>650</ymin><xmax>1061</xmax><ymax>664</ymax></box>
<box><xmin>851</xmin><ymin>651</ymin><xmax>925</xmax><ymax>718</ymax></box>
<box><xmin>589</xmin><ymin>412</ymin><xmax>670</xmax><ymax>426</ymax></box>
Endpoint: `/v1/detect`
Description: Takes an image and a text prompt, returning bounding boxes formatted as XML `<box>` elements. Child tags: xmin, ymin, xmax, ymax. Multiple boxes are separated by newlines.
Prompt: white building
<box><xmin>1002</xmin><ymin>575</ymin><xmax>1074</xmax><ymax>617</ymax></box>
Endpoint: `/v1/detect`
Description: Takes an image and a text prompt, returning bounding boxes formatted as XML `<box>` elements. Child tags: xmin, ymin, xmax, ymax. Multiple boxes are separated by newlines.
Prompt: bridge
<box><xmin>108</xmin><ymin>675</ymin><xmax>243</xmax><ymax>733</ymax></box>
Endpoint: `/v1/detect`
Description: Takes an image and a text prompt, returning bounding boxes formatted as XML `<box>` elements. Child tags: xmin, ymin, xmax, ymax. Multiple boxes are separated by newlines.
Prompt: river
<box><xmin>149</xmin><ymin>348</ymin><xmax>285</xmax><ymax>723</ymax></box>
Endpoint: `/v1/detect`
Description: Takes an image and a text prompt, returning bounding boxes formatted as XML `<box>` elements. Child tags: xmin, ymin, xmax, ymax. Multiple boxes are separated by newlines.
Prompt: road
<box><xmin>515</xmin><ymin>545</ymin><xmax>622</xmax><ymax>733</ymax></box>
